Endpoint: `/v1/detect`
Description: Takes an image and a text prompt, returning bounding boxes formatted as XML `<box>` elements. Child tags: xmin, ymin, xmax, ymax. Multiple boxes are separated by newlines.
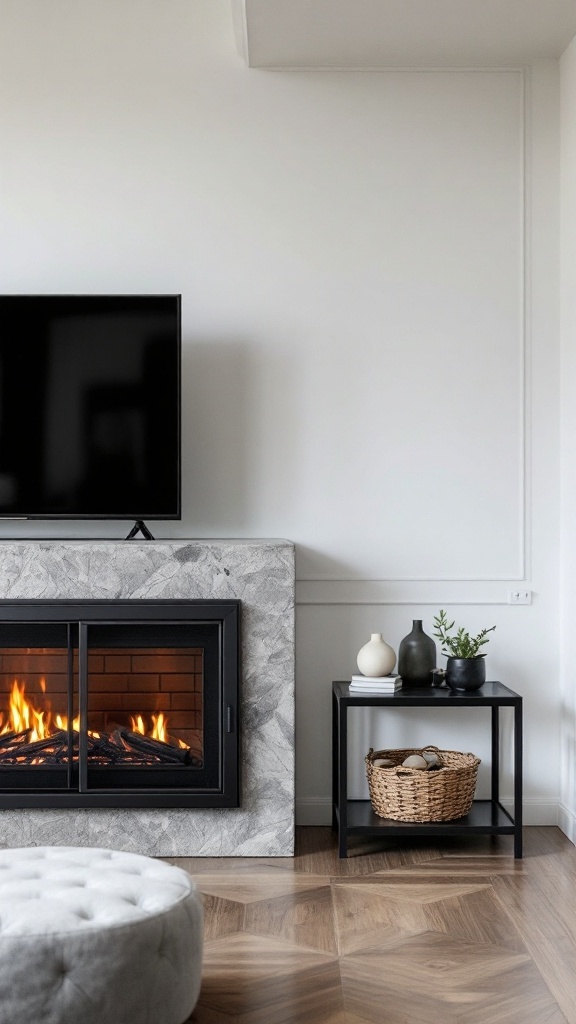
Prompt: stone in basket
<box><xmin>365</xmin><ymin>745</ymin><xmax>481</xmax><ymax>822</ymax></box>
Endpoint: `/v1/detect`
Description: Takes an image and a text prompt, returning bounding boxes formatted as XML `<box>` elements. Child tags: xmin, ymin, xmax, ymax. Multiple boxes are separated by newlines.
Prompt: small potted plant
<box><xmin>432</xmin><ymin>610</ymin><xmax>496</xmax><ymax>691</ymax></box>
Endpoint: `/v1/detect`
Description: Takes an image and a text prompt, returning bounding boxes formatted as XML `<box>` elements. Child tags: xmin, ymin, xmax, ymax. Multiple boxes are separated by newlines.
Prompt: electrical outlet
<box><xmin>507</xmin><ymin>589</ymin><xmax>532</xmax><ymax>605</ymax></box>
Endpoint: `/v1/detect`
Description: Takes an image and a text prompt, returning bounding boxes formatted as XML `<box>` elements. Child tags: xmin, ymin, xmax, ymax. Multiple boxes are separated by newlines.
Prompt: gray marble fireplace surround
<box><xmin>0</xmin><ymin>539</ymin><xmax>295</xmax><ymax>856</ymax></box>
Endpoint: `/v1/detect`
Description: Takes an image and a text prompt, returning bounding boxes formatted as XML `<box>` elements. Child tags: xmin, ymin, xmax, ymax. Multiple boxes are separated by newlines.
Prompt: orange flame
<box><xmin>0</xmin><ymin>681</ymin><xmax>184</xmax><ymax>748</ymax></box>
<box><xmin>0</xmin><ymin>680</ymin><xmax>58</xmax><ymax>740</ymax></box>
<box><xmin>0</xmin><ymin>680</ymin><xmax>80</xmax><ymax>739</ymax></box>
<box><xmin>130</xmin><ymin>712</ymin><xmax>168</xmax><ymax>743</ymax></box>
<box><xmin>130</xmin><ymin>712</ymin><xmax>188</xmax><ymax>749</ymax></box>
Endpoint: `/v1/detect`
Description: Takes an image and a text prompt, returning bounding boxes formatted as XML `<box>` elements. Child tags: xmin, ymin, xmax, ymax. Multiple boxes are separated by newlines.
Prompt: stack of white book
<box><xmin>349</xmin><ymin>674</ymin><xmax>402</xmax><ymax>693</ymax></box>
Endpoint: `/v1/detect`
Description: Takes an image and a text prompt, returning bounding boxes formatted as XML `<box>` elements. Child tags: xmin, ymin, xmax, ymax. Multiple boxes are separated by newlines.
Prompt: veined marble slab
<box><xmin>0</xmin><ymin>540</ymin><xmax>295</xmax><ymax>856</ymax></box>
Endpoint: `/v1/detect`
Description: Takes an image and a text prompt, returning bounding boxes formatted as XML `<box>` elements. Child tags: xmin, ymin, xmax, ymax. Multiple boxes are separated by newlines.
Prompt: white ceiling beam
<box><xmin>239</xmin><ymin>0</ymin><xmax>576</xmax><ymax>68</ymax></box>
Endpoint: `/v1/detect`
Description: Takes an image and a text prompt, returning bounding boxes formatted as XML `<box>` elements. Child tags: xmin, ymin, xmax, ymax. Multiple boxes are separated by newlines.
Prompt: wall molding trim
<box><xmin>250</xmin><ymin>65</ymin><xmax>530</xmax><ymax>75</ymax></box>
<box><xmin>295</xmin><ymin>578</ymin><xmax>533</xmax><ymax>606</ymax></box>
<box><xmin>521</xmin><ymin>63</ymin><xmax>532</xmax><ymax>586</ymax></box>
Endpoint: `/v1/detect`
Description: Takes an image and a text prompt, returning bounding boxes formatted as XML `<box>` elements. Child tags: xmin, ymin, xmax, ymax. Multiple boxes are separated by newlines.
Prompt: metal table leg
<box><xmin>338</xmin><ymin>703</ymin><xmax>348</xmax><ymax>858</ymax></box>
<box><xmin>514</xmin><ymin>700</ymin><xmax>523</xmax><ymax>858</ymax></box>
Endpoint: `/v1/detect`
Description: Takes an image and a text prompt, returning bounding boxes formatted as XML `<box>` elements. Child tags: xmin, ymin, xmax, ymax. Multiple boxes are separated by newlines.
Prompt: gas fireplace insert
<box><xmin>0</xmin><ymin>599</ymin><xmax>239</xmax><ymax>808</ymax></box>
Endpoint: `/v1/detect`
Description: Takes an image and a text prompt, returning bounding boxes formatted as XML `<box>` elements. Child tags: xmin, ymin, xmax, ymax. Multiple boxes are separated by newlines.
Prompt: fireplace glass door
<box><xmin>0</xmin><ymin>601</ymin><xmax>239</xmax><ymax>808</ymax></box>
<box><xmin>0</xmin><ymin>623</ymin><xmax>74</xmax><ymax>791</ymax></box>
<box><xmin>82</xmin><ymin>622</ymin><xmax>218</xmax><ymax>791</ymax></box>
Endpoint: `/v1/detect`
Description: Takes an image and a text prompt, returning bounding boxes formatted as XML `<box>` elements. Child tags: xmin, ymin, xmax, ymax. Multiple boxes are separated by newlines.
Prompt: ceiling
<box><xmin>233</xmin><ymin>0</ymin><xmax>576</xmax><ymax>68</ymax></box>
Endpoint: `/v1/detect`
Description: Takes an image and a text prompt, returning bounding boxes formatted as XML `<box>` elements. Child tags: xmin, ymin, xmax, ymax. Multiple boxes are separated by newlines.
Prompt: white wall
<box><xmin>560</xmin><ymin>36</ymin><xmax>576</xmax><ymax>842</ymax></box>
<box><xmin>0</xmin><ymin>1</ymin><xmax>562</xmax><ymax>824</ymax></box>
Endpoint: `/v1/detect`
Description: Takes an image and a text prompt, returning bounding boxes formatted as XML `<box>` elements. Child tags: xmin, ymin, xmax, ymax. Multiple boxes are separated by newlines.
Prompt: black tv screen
<box><xmin>0</xmin><ymin>295</ymin><xmax>181</xmax><ymax>519</ymax></box>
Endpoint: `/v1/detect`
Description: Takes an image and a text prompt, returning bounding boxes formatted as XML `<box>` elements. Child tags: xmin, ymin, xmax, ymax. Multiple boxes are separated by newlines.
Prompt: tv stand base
<box><xmin>125</xmin><ymin>520</ymin><xmax>155</xmax><ymax>541</ymax></box>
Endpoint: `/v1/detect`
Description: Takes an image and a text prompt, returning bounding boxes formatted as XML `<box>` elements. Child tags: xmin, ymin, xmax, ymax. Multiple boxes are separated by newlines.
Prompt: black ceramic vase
<box><xmin>445</xmin><ymin>656</ymin><xmax>486</xmax><ymax>691</ymax></box>
<box><xmin>398</xmin><ymin>620</ymin><xmax>436</xmax><ymax>686</ymax></box>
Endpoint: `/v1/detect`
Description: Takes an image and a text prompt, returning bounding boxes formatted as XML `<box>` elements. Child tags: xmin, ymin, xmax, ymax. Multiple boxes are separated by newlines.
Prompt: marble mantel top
<box><xmin>0</xmin><ymin>537</ymin><xmax>293</xmax><ymax>546</ymax></box>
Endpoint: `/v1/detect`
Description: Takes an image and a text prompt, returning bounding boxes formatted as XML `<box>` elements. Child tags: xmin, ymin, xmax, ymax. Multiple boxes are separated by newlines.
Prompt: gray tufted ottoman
<box><xmin>0</xmin><ymin>846</ymin><xmax>203</xmax><ymax>1024</ymax></box>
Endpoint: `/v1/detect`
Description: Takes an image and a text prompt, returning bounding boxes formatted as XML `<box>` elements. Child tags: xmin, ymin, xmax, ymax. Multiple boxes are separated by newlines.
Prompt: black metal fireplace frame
<box><xmin>0</xmin><ymin>599</ymin><xmax>240</xmax><ymax>809</ymax></box>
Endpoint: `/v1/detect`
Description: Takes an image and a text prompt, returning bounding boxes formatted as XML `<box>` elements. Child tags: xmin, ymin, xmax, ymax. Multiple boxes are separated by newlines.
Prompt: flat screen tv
<box><xmin>0</xmin><ymin>295</ymin><xmax>181</xmax><ymax>521</ymax></box>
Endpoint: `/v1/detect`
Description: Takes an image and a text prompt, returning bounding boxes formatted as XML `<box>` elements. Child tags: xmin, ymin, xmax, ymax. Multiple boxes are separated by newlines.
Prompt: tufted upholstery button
<box><xmin>0</xmin><ymin>846</ymin><xmax>203</xmax><ymax>1024</ymax></box>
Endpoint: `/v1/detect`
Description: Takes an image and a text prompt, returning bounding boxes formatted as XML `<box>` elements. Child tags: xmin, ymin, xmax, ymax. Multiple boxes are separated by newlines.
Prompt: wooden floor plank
<box><xmin>491</xmin><ymin>874</ymin><xmax>576</xmax><ymax>1022</ymax></box>
<box><xmin>196</xmin><ymin>933</ymin><xmax>341</xmax><ymax>1023</ymax></box>
<box><xmin>176</xmin><ymin>826</ymin><xmax>576</xmax><ymax>1024</ymax></box>
<box><xmin>244</xmin><ymin>884</ymin><xmax>338</xmax><ymax>954</ymax></box>
<box><xmin>340</xmin><ymin>936</ymin><xmax>561</xmax><ymax>1024</ymax></box>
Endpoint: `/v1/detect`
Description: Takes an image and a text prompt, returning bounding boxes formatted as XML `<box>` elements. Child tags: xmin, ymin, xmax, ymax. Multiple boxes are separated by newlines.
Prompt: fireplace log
<box><xmin>119</xmin><ymin>729</ymin><xmax>191</xmax><ymax>764</ymax></box>
<box><xmin>0</xmin><ymin>729</ymin><xmax>32</xmax><ymax>749</ymax></box>
<box><xmin>91</xmin><ymin>733</ymin><xmax>159</xmax><ymax>765</ymax></box>
<box><xmin>0</xmin><ymin>726</ymin><xmax>201</xmax><ymax>768</ymax></box>
<box><xmin>102</xmin><ymin>730</ymin><xmax>201</xmax><ymax>767</ymax></box>
<box><xmin>0</xmin><ymin>731</ymin><xmax>69</xmax><ymax>761</ymax></box>
<box><xmin>109</xmin><ymin>730</ymin><xmax>156</xmax><ymax>761</ymax></box>
<box><xmin>116</xmin><ymin>730</ymin><xmax>201</xmax><ymax>766</ymax></box>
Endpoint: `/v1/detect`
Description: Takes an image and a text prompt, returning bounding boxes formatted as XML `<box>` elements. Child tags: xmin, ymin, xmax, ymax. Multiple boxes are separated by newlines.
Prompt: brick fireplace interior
<box><xmin>0</xmin><ymin>643</ymin><xmax>205</xmax><ymax>764</ymax></box>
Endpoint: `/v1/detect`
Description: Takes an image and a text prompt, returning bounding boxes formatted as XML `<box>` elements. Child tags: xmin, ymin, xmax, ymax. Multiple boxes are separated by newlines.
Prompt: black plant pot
<box><xmin>445</xmin><ymin>655</ymin><xmax>486</xmax><ymax>691</ymax></box>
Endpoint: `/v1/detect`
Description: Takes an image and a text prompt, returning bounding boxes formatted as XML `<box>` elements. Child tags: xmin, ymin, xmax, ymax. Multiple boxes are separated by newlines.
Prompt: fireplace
<box><xmin>0</xmin><ymin>599</ymin><xmax>239</xmax><ymax>808</ymax></box>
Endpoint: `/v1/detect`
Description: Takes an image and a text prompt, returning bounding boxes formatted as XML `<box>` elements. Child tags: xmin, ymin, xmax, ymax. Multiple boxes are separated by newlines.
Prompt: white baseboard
<box><xmin>499</xmin><ymin>798</ymin><xmax>559</xmax><ymax>826</ymax></box>
<box><xmin>558</xmin><ymin>803</ymin><xmax>576</xmax><ymax>843</ymax></box>
<box><xmin>296</xmin><ymin>797</ymin><xmax>562</xmax><ymax>828</ymax></box>
<box><xmin>296</xmin><ymin>798</ymin><xmax>332</xmax><ymax>826</ymax></box>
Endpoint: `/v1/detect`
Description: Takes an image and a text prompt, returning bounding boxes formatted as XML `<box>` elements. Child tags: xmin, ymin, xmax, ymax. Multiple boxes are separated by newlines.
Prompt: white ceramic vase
<box><xmin>356</xmin><ymin>633</ymin><xmax>396</xmax><ymax>677</ymax></box>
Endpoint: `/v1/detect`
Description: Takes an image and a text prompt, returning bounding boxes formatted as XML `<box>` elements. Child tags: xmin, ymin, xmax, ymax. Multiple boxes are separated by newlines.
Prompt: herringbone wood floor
<box><xmin>168</xmin><ymin>827</ymin><xmax>576</xmax><ymax>1024</ymax></box>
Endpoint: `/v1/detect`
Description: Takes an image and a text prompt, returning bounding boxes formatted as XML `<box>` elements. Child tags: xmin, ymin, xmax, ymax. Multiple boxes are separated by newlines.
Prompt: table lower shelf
<box><xmin>338</xmin><ymin>799</ymin><xmax>515</xmax><ymax>835</ymax></box>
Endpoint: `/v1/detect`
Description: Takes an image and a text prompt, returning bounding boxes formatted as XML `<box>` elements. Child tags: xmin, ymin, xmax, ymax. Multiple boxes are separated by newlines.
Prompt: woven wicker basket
<box><xmin>365</xmin><ymin>745</ymin><xmax>481</xmax><ymax>822</ymax></box>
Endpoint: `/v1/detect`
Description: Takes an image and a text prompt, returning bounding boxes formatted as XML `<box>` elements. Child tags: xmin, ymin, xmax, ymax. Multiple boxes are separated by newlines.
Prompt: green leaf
<box><xmin>432</xmin><ymin>611</ymin><xmax>496</xmax><ymax>659</ymax></box>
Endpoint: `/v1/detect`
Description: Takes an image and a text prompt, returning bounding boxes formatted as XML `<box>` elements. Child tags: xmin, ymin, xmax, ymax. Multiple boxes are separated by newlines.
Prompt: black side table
<box><xmin>332</xmin><ymin>680</ymin><xmax>522</xmax><ymax>858</ymax></box>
